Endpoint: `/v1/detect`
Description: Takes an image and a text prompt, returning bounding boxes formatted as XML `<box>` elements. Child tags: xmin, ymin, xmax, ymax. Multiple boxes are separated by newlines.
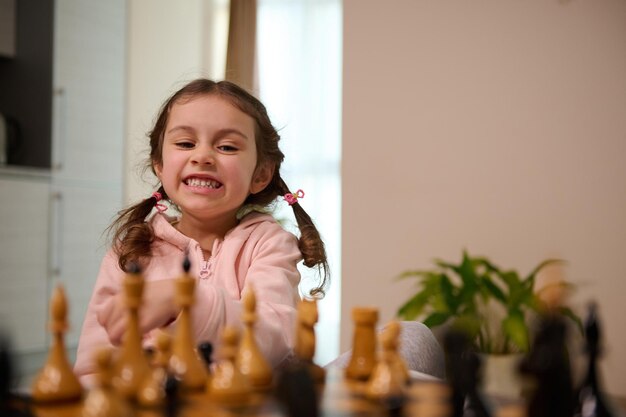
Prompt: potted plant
<box><xmin>395</xmin><ymin>250</ymin><xmax>581</xmax><ymax>397</ymax></box>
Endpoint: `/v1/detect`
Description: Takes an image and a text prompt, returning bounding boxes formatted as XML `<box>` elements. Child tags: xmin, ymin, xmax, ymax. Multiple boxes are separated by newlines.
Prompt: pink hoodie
<box><xmin>74</xmin><ymin>211</ymin><xmax>302</xmax><ymax>385</ymax></box>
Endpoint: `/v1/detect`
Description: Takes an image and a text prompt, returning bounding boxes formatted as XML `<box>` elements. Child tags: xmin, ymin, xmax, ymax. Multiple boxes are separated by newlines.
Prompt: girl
<box><xmin>74</xmin><ymin>79</ymin><xmax>329</xmax><ymax>384</ymax></box>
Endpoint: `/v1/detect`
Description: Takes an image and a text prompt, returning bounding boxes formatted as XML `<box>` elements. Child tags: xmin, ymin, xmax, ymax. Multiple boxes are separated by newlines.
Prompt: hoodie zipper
<box><xmin>199</xmin><ymin>256</ymin><xmax>212</xmax><ymax>279</ymax></box>
<box><xmin>197</xmin><ymin>238</ymin><xmax>221</xmax><ymax>280</ymax></box>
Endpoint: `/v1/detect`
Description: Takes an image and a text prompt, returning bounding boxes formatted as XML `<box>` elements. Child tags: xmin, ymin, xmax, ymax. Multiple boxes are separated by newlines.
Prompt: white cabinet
<box><xmin>48</xmin><ymin>183</ymin><xmax>122</xmax><ymax>346</ymax></box>
<box><xmin>52</xmin><ymin>0</ymin><xmax>126</xmax><ymax>184</ymax></box>
<box><xmin>0</xmin><ymin>1</ymin><xmax>126</xmax><ymax>379</ymax></box>
<box><xmin>0</xmin><ymin>172</ymin><xmax>50</xmax><ymax>353</ymax></box>
<box><xmin>51</xmin><ymin>0</ymin><xmax>126</xmax><ymax>348</ymax></box>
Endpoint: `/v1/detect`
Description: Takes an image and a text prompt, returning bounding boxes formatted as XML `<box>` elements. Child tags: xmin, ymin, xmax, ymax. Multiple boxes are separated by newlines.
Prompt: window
<box><xmin>257</xmin><ymin>0</ymin><xmax>342</xmax><ymax>365</ymax></box>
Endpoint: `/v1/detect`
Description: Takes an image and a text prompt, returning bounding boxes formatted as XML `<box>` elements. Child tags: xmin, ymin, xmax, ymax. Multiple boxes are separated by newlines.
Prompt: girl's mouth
<box><xmin>184</xmin><ymin>177</ymin><xmax>223</xmax><ymax>189</ymax></box>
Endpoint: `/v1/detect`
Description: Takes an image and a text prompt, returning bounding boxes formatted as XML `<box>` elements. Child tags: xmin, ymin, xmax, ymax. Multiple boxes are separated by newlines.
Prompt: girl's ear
<box><xmin>250</xmin><ymin>163</ymin><xmax>274</xmax><ymax>194</ymax></box>
<box><xmin>153</xmin><ymin>161</ymin><xmax>162</xmax><ymax>179</ymax></box>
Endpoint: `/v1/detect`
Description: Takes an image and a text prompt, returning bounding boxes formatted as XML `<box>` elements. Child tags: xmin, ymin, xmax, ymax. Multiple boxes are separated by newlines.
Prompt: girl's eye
<box><xmin>175</xmin><ymin>141</ymin><xmax>195</xmax><ymax>149</ymax></box>
<box><xmin>218</xmin><ymin>145</ymin><xmax>238</xmax><ymax>152</ymax></box>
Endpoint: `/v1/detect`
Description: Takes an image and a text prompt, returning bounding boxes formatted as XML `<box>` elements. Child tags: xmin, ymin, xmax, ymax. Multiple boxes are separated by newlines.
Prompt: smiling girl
<box><xmin>74</xmin><ymin>79</ymin><xmax>329</xmax><ymax>384</ymax></box>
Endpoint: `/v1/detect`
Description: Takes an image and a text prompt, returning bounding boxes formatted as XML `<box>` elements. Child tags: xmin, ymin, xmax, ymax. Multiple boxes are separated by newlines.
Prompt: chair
<box><xmin>324</xmin><ymin>321</ymin><xmax>446</xmax><ymax>380</ymax></box>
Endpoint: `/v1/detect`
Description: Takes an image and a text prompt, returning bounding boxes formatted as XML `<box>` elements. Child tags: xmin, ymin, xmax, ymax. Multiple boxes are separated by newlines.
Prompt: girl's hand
<box><xmin>97</xmin><ymin>279</ymin><xmax>181</xmax><ymax>345</ymax></box>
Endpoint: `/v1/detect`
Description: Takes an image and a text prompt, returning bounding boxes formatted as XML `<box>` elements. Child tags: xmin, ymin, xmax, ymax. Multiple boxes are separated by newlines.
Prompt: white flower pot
<box><xmin>479</xmin><ymin>353</ymin><xmax>526</xmax><ymax>400</ymax></box>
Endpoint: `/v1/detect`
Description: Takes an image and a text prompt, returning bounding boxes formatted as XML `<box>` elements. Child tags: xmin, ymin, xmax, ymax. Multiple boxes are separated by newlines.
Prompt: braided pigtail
<box><xmin>278</xmin><ymin>178</ymin><xmax>330</xmax><ymax>298</ymax></box>
<box><xmin>108</xmin><ymin>186</ymin><xmax>168</xmax><ymax>272</ymax></box>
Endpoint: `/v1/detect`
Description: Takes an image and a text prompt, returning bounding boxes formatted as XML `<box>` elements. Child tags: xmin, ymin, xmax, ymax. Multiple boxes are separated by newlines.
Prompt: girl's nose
<box><xmin>191</xmin><ymin>147</ymin><xmax>215</xmax><ymax>165</ymax></box>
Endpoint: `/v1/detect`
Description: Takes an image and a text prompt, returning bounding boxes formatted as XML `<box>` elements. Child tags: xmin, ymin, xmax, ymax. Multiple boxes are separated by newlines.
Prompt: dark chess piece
<box><xmin>574</xmin><ymin>302</ymin><xmax>615</xmax><ymax>417</ymax></box>
<box><xmin>0</xmin><ymin>336</ymin><xmax>11</xmax><ymax>413</ymax></box>
<box><xmin>164</xmin><ymin>374</ymin><xmax>180</xmax><ymax>417</ymax></box>
<box><xmin>444</xmin><ymin>330</ymin><xmax>491</xmax><ymax>417</ymax></box>
<box><xmin>275</xmin><ymin>361</ymin><xmax>319</xmax><ymax>417</ymax></box>
<box><xmin>520</xmin><ymin>311</ymin><xmax>575</xmax><ymax>417</ymax></box>
<box><xmin>1</xmin><ymin>336</ymin><xmax>35</xmax><ymax>417</ymax></box>
<box><xmin>198</xmin><ymin>341</ymin><xmax>214</xmax><ymax>372</ymax></box>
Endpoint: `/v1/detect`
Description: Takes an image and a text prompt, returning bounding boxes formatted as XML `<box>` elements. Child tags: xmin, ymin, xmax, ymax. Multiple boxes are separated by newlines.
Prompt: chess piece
<box><xmin>365</xmin><ymin>321</ymin><xmax>406</xmax><ymax>409</ymax></box>
<box><xmin>111</xmin><ymin>264</ymin><xmax>150</xmax><ymax>399</ymax></box>
<box><xmin>519</xmin><ymin>309</ymin><xmax>575</xmax><ymax>417</ymax></box>
<box><xmin>168</xmin><ymin>257</ymin><xmax>208</xmax><ymax>391</ymax></box>
<box><xmin>276</xmin><ymin>362</ymin><xmax>320</xmax><ymax>417</ymax></box>
<box><xmin>164</xmin><ymin>375</ymin><xmax>180</xmax><ymax>417</ymax></box>
<box><xmin>444</xmin><ymin>329</ymin><xmax>491</xmax><ymax>417</ymax></box>
<box><xmin>0</xmin><ymin>335</ymin><xmax>11</xmax><ymax>386</ymax></box>
<box><xmin>4</xmin><ymin>337</ymin><xmax>37</xmax><ymax>417</ymax></box>
<box><xmin>345</xmin><ymin>307</ymin><xmax>379</xmax><ymax>381</ymax></box>
<box><xmin>236</xmin><ymin>285</ymin><xmax>272</xmax><ymax>391</ymax></box>
<box><xmin>0</xmin><ymin>335</ymin><xmax>14</xmax><ymax>415</ymax></box>
<box><xmin>295</xmin><ymin>298</ymin><xmax>326</xmax><ymax>384</ymax></box>
<box><xmin>137</xmin><ymin>331</ymin><xmax>171</xmax><ymax>407</ymax></box>
<box><xmin>82</xmin><ymin>348</ymin><xmax>132</xmax><ymax>417</ymax></box>
<box><xmin>207</xmin><ymin>326</ymin><xmax>252</xmax><ymax>406</ymax></box>
<box><xmin>383</xmin><ymin>321</ymin><xmax>409</xmax><ymax>384</ymax></box>
<box><xmin>31</xmin><ymin>285</ymin><xmax>83</xmax><ymax>403</ymax></box>
<box><xmin>574</xmin><ymin>302</ymin><xmax>615</xmax><ymax>417</ymax></box>
<box><xmin>197</xmin><ymin>341</ymin><xmax>214</xmax><ymax>372</ymax></box>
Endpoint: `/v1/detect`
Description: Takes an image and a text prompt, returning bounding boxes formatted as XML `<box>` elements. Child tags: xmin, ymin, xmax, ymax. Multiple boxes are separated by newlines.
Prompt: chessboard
<box><xmin>1</xmin><ymin>260</ymin><xmax>624</xmax><ymax>417</ymax></box>
<box><xmin>7</xmin><ymin>368</ymin><xmax>626</xmax><ymax>417</ymax></box>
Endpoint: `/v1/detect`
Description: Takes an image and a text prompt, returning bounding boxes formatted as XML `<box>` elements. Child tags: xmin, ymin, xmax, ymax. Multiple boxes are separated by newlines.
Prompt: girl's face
<box><xmin>154</xmin><ymin>94</ymin><xmax>272</xmax><ymax>225</ymax></box>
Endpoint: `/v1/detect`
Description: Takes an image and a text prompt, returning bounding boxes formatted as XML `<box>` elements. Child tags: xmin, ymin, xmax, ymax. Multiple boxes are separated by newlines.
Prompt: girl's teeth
<box><xmin>187</xmin><ymin>178</ymin><xmax>220</xmax><ymax>188</ymax></box>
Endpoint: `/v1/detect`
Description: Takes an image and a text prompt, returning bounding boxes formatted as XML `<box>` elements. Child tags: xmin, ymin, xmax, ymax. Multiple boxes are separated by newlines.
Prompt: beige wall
<box><xmin>342</xmin><ymin>0</ymin><xmax>626</xmax><ymax>396</ymax></box>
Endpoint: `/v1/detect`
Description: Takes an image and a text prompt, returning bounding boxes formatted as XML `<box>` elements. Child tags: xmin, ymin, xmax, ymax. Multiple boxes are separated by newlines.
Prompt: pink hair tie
<box><xmin>151</xmin><ymin>191</ymin><xmax>168</xmax><ymax>213</ymax></box>
<box><xmin>283</xmin><ymin>189</ymin><xmax>304</xmax><ymax>206</ymax></box>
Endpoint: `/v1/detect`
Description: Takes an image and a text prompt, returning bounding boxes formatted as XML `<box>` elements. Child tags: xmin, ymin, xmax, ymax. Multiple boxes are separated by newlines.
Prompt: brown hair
<box><xmin>108</xmin><ymin>79</ymin><xmax>329</xmax><ymax>296</ymax></box>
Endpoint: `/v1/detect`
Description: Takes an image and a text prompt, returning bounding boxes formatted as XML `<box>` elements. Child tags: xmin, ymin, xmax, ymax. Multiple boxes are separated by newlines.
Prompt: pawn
<box><xmin>207</xmin><ymin>326</ymin><xmax>252</xmax><ymax>407</ymax></box>
<box><xmin>365</xmin><ymin>321</ymin><xmax>406</xmax><ymax>408</ymax></box>
<box><xmin>137</xmin><ymin>331</ymin><xmax>172</xmax><ymax>407</ymax></box>
<box><xmin>294</xmin><ymin>298</ymin><xmax>326</xmax><ymax>384</ymax></box>
<box><xmin>382</xmin><ymin>321</ymin><xmax>409</xmax><ymax>384</ymax></box>
<box><xmin>236</xmin><ymin>285</ymin><xmax>272</xmax><ymax>391</ymax></box>
<box><xmin>111</xmin><ymin>264</ymin><xmax>150</xmax><ymax>400</ymax></box>
<box><xmin>574</xmin><ymin>302</ymin><xmax>615</xmax><ymax>417</ymax></box>
<box><xmin>82</xmin><ymin>348</ymin><xmax>132</xmax><ymax>417</ymax></box>
<box><xmin>31</xmin><ymin>285</ymin><xmax>83</xmax><ymax>403</ymax></box>
<box><xmin>168</xmin><ymin>257</ymin><xmax>208</xmax><ymax>392</ymax></box>
<box><xmin>345</xmin><ymin>307</ymin><xmax>379</xmax><ymax>381</ymax></box>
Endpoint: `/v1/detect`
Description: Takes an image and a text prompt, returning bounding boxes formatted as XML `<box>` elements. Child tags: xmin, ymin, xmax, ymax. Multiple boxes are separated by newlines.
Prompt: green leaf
<box><xmin>482</xmin><ymin>277</ymin><xmax>507</xmax><ymax>303</ymax></box>
<box><xmin>502</xmin><ymin>309</ymin><xmax>529</xmax><ymax>352</ymax></box>
<box><xmin>395</xmin><ymin>270</ymin><xmax>438</xmax><ymax>281</ymax></box>
<box><xmin>433</xmin><ymin>258</ymin><xmax>460</xmax><ymax>271</ymax></box>
<box><xmin>458</xmin><ymin>251</ymin><xmax>479</xmax><ymax>291</ymax></box>
<box><xmin>495</xmin><ymin>270</ymin><xmax>526</xmax><ymax>308</ymax></box>
<box><xmin>422</xmin><ymin>311</ymin><xmax>451</xmax><ymax>328</ymax></box>
<box><xmin>439</xmin><ymin>274</ymin><xmax>459</xmax><ymax>312</ymax></box>
<box><xmin>525</xmin><ymin>258</ymin><xmax>565</xmax><ymax>282</ymax></box>
<box><xmin>473</xmin><ymin>256</ymin><xmax>501</xmax><ymax>273</ymax></box>
<box><xmin>396</xmin><ymin>291</ymin><xmax>431</xmax><ymax>320</ymax></box>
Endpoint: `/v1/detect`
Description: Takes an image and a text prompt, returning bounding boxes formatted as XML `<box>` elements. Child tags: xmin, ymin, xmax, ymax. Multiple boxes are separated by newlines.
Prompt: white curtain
<box><xmin>257</xmin><ymin>0</ymin><xmax>342</xmax><ymax>365</ymax></box>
